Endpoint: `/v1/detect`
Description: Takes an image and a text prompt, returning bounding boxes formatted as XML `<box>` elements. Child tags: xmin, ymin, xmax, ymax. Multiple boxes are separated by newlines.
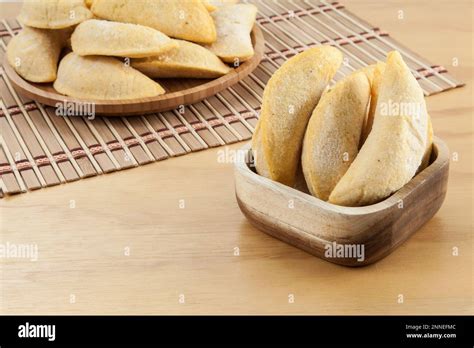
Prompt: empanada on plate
<box><xmin>91</xmin><ymin>0</ymin><xmax>216</xmax><ymax>44</ymax></box>
<box><xmin>7</xmin><ymin>26</ymin><xmax>70</xmax><ymax>83</ymax></box>
<box><xmin>18</xmin><ymin>0</ymin><xmax>92</xmax><ymax>29</ymax></box>
<box><xmin>205</xmin><ymin>4</ymin><xmax>257</xmax><ymax>63</ymax></box>
<box><xmin>132</xmin><ymin>40</ymin><xmax>231</xmax><ymax>79</ymax></box>
<box><xmin>71</xmin><ymin>19</ymin><xmax>177</xmax><ymax>58</ymax></box>
<box><xmin>54</xmin><ymin>53</ymin><xmax>165</xmax><ymax>100</ymax></box>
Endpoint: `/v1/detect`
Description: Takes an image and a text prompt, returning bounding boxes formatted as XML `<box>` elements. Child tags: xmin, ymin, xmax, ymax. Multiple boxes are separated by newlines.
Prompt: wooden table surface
<box><xmin>0</xmin><ymin>1</ymin><xmax>472</xmax><ymax>315</ymax></box>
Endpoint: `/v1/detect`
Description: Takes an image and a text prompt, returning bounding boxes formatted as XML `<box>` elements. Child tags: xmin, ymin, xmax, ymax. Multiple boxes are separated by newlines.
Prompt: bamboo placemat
<box><xmin>0</xmin><ymin>0</ymin><xmax>464</xmax><ymax>198</ymax></box>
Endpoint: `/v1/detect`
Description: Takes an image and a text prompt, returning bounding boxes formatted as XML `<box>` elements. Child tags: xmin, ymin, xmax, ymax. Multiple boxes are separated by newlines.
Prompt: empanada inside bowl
<box><xmin>234</xmin><ymin>137</ymin><xmax>450</xmax><ymax>266</ymax></box>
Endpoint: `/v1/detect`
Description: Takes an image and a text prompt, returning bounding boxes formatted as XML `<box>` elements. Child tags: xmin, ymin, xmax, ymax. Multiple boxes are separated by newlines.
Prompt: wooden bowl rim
<box><xmin>3</xmin><ymin>25</ymin><xmax>265</xmax><ymax>115</ymax></box>
<box><xmin>235</xmin><ymin>136</ymin><xmax>450</xmax><ymax>216</ymax></box>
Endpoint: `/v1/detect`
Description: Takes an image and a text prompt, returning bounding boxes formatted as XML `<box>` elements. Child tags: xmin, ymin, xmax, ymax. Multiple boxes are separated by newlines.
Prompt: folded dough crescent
<box><xmin>251</xmin><ymin>46</ymin><xmax>343</xmax><ymax>187</ymax></box>
<box><xmin>205</xmin><ymin>4</ymin><xmax>257</xmax><ymax>63</ymax></box>
<box><xmin>132</xmin><ymin>40</ymin><xmax>231</xmax><ymax>79</ymax></box>
<box><xmin>91</xmin><ymin>0</ymin><xmax>216</xmax><ymax>44</ymax></box>
<box><xmin>71</xmin><ymin>19</ymin><xmax>177</xmax><ymax>58</ymax></box>
<box><xmin>361</xmin><ymin>64</ymin><xmax>434</xmax><ymax>174</ymax></box>
<box><xmin>54</xmin><ymin>53</ymin><xmax>165</xmax><ymax>100</ymax></box>
<box><xmin>7</xmin><ymin>26</ymin><xmax>70</xmax><ymax>83</ymax></box>
<box><xmin>301</xmin><ymin>71</ymin><xmax>371</xmax><ymax>201</ymax></box>
<box><xmin>419</xmin><ymin>116</ymin><xmax>434</xmax><ymax>172</ymax></box>
<box><xmin>328</xmin><ymin>51</ymin><xmax>429</xmax><ymax>206</ymax></box>
<box><xmin>18</xmin><ymin>0</ymin><xmax>92</xmax><ymax>29</ymax></box>
<box><xmin>360</xmin><ymin>62</ymin><xmax>386</xmax><ymax>145</ymax></box>
<box><xmin>202</xmin><ymin>0</ymin><xmax>239</xmax><ymax>12</ymax></box>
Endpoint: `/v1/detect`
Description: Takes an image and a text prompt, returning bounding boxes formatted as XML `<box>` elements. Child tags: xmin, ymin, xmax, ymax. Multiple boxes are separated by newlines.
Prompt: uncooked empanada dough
<box><xmin>132</xmin><ymin>40</ymin><xmax>231</xmax><ymax>79</ymax></box>
<box><xmin>71</xmin><ymin>19</ymin><xmax>177</xmax><ymax>58</ymax></box>
<box><xmin>18</xmin><ymin>0</ymin><xmax>92</xmax><ymax>29</ymax></box>
<box><xmin>54</xmin><ymin>53</ymin><xmax>165</xmax><ymax>100</ymax></box>
<box><xmin>7</xmin><ymin>26</ymin><xmax>70</xmax><ymax>83</ymax></box>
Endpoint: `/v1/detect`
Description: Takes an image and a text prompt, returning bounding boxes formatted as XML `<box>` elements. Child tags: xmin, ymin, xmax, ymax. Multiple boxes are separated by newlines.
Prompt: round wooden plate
<box><xmin>4</xmin><ymin>26</ymin><xmax>264</xmax><ymax>116</ymax></box>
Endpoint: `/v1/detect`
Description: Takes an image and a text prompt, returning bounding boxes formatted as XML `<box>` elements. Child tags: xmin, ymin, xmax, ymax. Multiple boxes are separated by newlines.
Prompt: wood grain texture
<box><xmin>236</xmin><ymin>139</ymin><xmax>449</xmax><ymax>266</ymax></box>
<box><xmin>3</xmin><ymin>26</ymin><xmax>264</xmax><ymax>116</ymax></box>
<box><xmin>0</xmin><ymin>0</ymin><xmax>472</xmax><ymax>315</ymax></box>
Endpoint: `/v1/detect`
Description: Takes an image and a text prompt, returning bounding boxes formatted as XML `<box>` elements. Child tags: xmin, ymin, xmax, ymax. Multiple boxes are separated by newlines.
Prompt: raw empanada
<box><xmin>7</xmin><ymin>26</ymin><xmax>70</xmax><ymax>83</ymax></box>
<box><xmin>360</xmin><ymin>62</ymin><xmax>386</xmax><ymax>144</ymax></box>
<box><xmin>419</xmin><ymin>115</ymin><xmax>434</xmax><ymax>172</ymax></box>
<box><xmin>328</xmin><ymin>51</ymin><xmax>430</xmax><ymax>206</ymax></box>
<box><xmin>132</xmin><ymin>40</ymin><xmax>231</xmax><ymax>79</ymax></box>
<box><xmin>205</xmin><ymin>4</ymin><xmax>257</xmax><ymax>63</ymax></box>
<box><xmin>360</xmin><ymin>62</ymin><xmax>433</xmax><ymax>174</ymax></box>
<box><xmin>202</xmin><ymin>0</ymin><xmax>239</xmax><ymax>12</ymax></box>
<box><xmin>251</xmin><ymin>46</ymin><xmax>343</xmax><ymax>187</ymax></box>
<box><xmin>18</xmin><ymin>0</ymin><xmax>92</xmax><ymax>29</ymax></box>
<box><xmin>91</xmin><ymin>0</ymin><xmax>216</xmax><ymax>44</ymax></box>
<box><xmin>301</xmin><ymin>71</ymin><xmax>371</xmax><ymax>200</ymax></box>
<box><xmin>54</xmin><ymin>53</ymin><xmax>165</xmax><ymax>100</ymax></box>
<box><xmin>71</xmin><ymin>19</ymin><xmax>177</xmax><ymax>58</ymax></box>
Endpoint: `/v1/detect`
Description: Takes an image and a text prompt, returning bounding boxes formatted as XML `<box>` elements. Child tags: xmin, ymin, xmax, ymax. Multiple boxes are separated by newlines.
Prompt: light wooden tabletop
<box><xmin>0</xmin><ymin>1</ymin><xmax>472</xmax><ymax>315</ymax></box>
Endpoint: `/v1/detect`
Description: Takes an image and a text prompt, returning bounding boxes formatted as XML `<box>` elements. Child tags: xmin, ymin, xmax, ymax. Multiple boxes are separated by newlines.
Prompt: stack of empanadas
<box><xmin>7</xmin><ymin>0</ymin><xmax>257</xmax><ymax>101</ymax></box>
<box><xmin>252</xmin><ymin>46</ymin><xmax>433</xmax><ymax>207</ymax></box>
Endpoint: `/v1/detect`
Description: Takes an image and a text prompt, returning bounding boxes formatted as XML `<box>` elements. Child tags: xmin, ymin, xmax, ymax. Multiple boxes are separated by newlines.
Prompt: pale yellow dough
<box><xmin>54</xmin><ymin>53</ymin><xmax>165</xmax><ymax>100</ymax></box>
<box><xmin>360</xmin><ymin>63</ymin><xmax>433</xmax><ymax>173</ymax></box>
<box><xmin>205</xmin><ymin>4</ymin><xmax>258</xmax><ymax>63</ymax></box>
<box><xmin>251</xmin><ymin>46</ymin><xmax>343</xmax><ymax>187</ymax></box>
<box><xmin>71</xmin><ymin>19</ymin><xmax>177</xmax><ymax>58</ymax></box>
<box><xmin>328</xmin><ymin>51</ymin><xmax>429</xmax><ymax>207</ymax></box>
<box><xmin>360</xmin><ymin>62</ymin><xmax>386</xmax><ymax>144</ymax></box>
<box><xmin>202</xmin><ymin>0</ymin><xmax>239</xmax><ymax>12</ymax></box>
<box><xmin>18</xmin><ymin>0</ymin><xmax>92</xmax><ymax>29</ymax></box>
<box><xmin>91</xmin><ymin>0</ymin><xmax>216</xmax><ymax>44</ymax></box>
<box><xmin>7</xmin><ymin>26</ymin><xmax>70</xmax><ymax>83</ymax></box>
<box><xmin>132</xmin><ymin>40</ymin><xmax>231</xmax><ymax>79</ymax></box>
<box><xmin>301</xmin><ymin>71</ymin><xmax>371</xmax><ymax>201</ymax></box>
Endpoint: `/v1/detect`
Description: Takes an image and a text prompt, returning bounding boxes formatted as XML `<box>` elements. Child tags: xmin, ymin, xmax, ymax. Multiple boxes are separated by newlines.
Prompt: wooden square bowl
<box><xmin>234</xmin><ymin>137</ymin><xmax>450</xmax><ymax>266</ymax></box>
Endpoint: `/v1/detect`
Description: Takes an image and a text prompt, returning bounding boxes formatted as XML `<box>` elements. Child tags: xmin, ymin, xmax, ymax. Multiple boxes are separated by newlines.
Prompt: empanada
<box><xmin>71</xmin><ymin>19</ymin><xmax>177</xmax><ymax>58</ymax></box>
<box><xmin>202</xmin><ymin>0</ymin><xmax>239</xmax><ymax>12</ymax></box>
<box><xmin>205</xmin><ymin>4</ymin><xmax>257</xmax><ymax>63</ymax></box>
<box><xmin>132</xmin><ymin>40</ymin><xmax>231</xmax><ymax>79</ymax></box>
<box><xmin>361</xmin><ymin>63</ymin><xmax>433</xmax><ymax>174</ymax></box>
<box><xmin>328</xmin><ymin>51</ymin><xmax>430</xmax><ymax>206</ymax></box>
<box><xmin>360</xmin><ymin>62</ymin><xmax>386</xmax><ymax>144</ymax></box>
<box><xmin>7</xmin><ymin>26</ymin><xmax>70</xmax><ymax>83</ymax></box>
<box><xmin>251</xmin><ymin>46</ymin><xmax>343</xmax><ymax>187</ymax></box>
<box><xmin>419</xmin><ymin>116</ymin><xmax>434</xmax><ymax>172</ymax></box>
<box><xmin>54</xmin><ymin>53</ymin><xmax>165</xmax><ymax>100</ymax></box>
<box><xmin>302</xmin><ymin>71</ymin><xmax>371</xmax><ymax>201</ymax></box>
<box><xmin>18</xmin><ymin>0</ymin><xmax>92</xmax><ymax>29</ymax></box>
<box><xmin>91</xmin><ymin>0</ymin><xmax>216</xmax><ymax>44</ymax></box>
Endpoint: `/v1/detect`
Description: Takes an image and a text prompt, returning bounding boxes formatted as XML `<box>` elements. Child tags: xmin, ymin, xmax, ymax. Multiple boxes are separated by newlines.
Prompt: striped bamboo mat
<box><xmin>0</xmin><ymin>0</ymin><xmax>464</xmax><ymax>198</ymax></box>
